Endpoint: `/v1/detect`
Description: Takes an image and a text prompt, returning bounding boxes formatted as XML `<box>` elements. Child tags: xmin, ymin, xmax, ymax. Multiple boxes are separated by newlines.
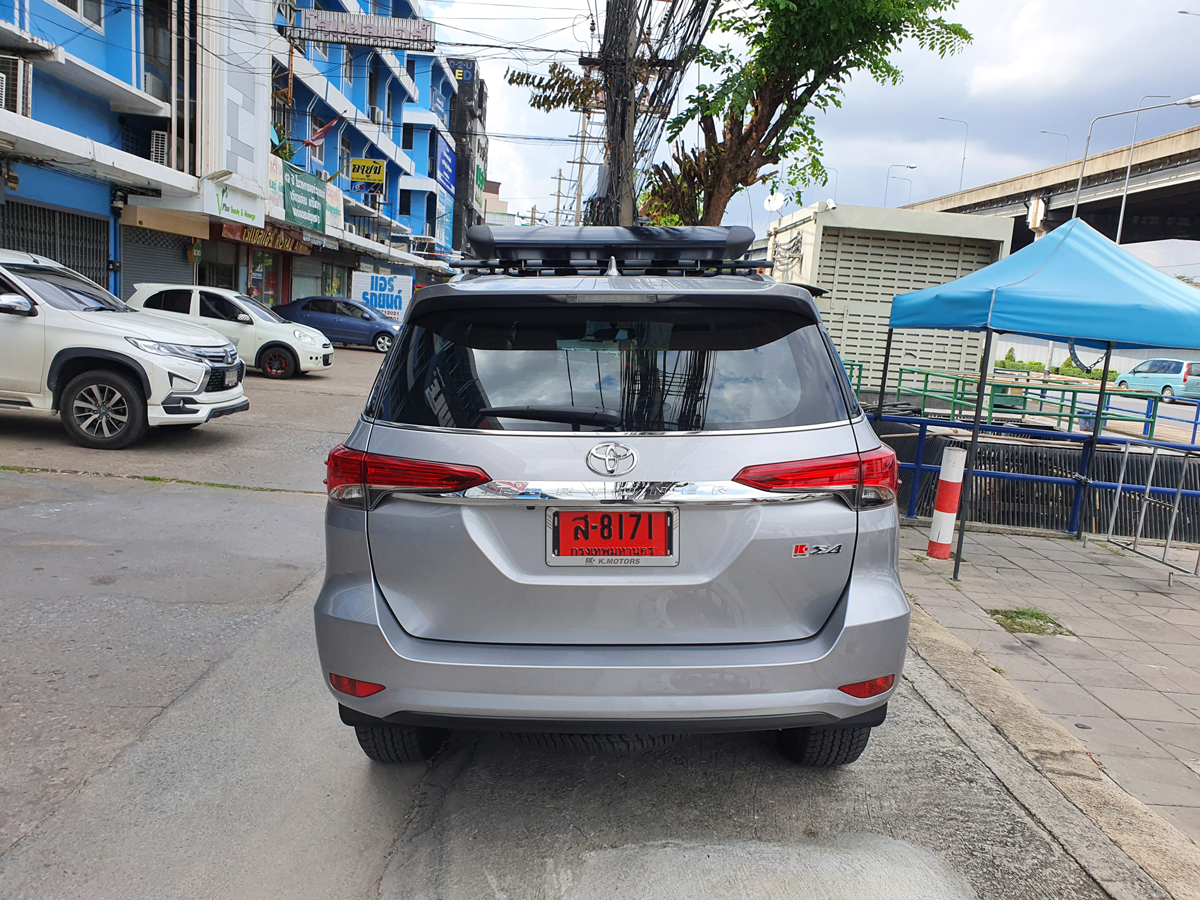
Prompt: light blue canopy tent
<box><xmin>889</xmin><ymin>218</ymin><xmax>1200</xmax><ymax>351</ymax></box>
<box><xmin>881</xmin><ymin>218</ymin><xmax>1200</xmax><ymax>573</ymax></box>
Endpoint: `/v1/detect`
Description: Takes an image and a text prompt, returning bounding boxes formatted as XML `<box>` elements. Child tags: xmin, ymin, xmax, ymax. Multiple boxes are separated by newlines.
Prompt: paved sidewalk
<box><xmin>901</xmin><ymin>525</ymin><xmax>1200</xmax><ymax>842</ymax></box>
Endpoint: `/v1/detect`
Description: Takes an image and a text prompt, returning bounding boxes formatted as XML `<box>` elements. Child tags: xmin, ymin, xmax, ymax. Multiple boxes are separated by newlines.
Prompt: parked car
<box><xmin>275</xmin><ymin>296</ymin><xmax>401</xmax><ymax>353</ymax></box>
<box><xmin>0</xmin><ymin>250</ymin><xmax>247</xmax><ymax>449</ymax></box>
<box><xmin>1114</xmin><ymin>358</ymin><xmax>1199</xmax><ymax>401</ymax></box>
<box><xmin>127</xmin><ymin>284</ymin><xmax>333</xmax><ymax>379</ymax></box>
<box><xmin>315</xmin><ymin>225</ymin><xmax>905</xmax><ymax>768</ymax></box>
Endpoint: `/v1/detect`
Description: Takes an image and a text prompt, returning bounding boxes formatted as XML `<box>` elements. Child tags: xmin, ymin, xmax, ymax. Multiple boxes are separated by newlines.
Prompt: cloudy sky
<box><xmin>426</xmin><ymin>0</ymin><xmax>1200</xmax><ymax>273</ymax></box>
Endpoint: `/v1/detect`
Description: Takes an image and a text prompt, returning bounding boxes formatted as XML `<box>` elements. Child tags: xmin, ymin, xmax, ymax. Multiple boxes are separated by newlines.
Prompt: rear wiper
<box><xmin>480</xmin><ymin>405</ymin><xmax>621</xmax><ymax>431</ymax></box>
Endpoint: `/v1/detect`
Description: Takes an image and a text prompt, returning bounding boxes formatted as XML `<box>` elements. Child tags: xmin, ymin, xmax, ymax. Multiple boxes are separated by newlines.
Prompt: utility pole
<box><xmin>554</xmin><ymin>170</ymin><xmax>564</xmax><ymax>225</ymax></box>
<box><xmin>573</xmin><ymin>109</ymin><xmax>590</xmax><ymax>224</ymax></box>
<box><xmin>618</xmin><ymin>11</ymin><xmax>640</xmax><ymax>226</ymax></box>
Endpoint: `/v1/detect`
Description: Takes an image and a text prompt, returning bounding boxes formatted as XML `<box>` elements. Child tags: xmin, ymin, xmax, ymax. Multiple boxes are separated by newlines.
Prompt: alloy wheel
<box><xmin>72</xmin><ymin>384</ymin><xmax>129</xmax><ymax>439</ymax></box>
<box><xmin>264</xmin><ymin>351</ymin><xmax>289</xmax><ymax>377</ymax></box>
<box><xmin>375</xmin><ymin>333</ymin><xmax>393</xmax><ymax>353</ymax></box>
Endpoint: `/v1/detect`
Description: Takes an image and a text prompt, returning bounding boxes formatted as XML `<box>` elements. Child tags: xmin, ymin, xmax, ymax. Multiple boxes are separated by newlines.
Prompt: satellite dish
<box><xmin>764</xmin><ymin>193</ymin><xmax>786</xmax><ymax>213</ymax></box>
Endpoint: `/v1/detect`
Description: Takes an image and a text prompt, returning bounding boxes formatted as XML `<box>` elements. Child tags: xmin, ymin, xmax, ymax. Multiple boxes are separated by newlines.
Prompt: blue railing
<box><xmin>877</xmin><ymin>413</ymin><xmax>1200</xmax><ymax>534</ymax></box>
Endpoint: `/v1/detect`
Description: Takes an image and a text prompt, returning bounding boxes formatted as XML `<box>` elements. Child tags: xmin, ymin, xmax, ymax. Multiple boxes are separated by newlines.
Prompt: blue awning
<box><xmin>889</xmin><ymin>219</ymin><xmax>1200</xmax><ymax>350</ymax></box>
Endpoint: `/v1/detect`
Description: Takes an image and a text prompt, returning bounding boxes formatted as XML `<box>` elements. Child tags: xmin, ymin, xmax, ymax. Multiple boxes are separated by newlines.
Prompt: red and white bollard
<box><xmin>927</xmin><ymin>447</ymin><xmax>968</xmax><ymax>560</ymax></box>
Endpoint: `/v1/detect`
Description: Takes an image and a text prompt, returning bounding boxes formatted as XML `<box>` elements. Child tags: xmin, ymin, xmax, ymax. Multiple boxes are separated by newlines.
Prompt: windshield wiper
<box><xmin>480</xmin><ymin>405</ymin><xmax>621</xmax><ymax>431</ymax></box>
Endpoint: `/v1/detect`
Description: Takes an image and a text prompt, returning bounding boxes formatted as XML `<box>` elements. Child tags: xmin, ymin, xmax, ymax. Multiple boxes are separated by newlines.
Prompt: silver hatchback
<box><xmin>314</xmin><ymin>226</ymin><xmax>907</xmax><ymax>766</ymax></box>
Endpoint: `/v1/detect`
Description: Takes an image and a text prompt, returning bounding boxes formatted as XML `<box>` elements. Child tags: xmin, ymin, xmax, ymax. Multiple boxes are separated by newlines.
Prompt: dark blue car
<box><xmin>275</xmin><ymin>296</ymin><xmax>402</xmax><ymax>353</ymax></box>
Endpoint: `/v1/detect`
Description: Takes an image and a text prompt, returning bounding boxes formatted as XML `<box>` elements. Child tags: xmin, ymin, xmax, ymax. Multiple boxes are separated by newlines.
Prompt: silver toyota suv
<box><xmin>314</xmin><ymin>226</ymin><xmax>907</xmax><ymax>767</ymax></box>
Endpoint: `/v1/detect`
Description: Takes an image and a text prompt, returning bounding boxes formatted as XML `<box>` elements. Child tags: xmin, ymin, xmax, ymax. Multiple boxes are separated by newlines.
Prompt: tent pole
<box><xmin>875</xmin><ymin>328</ymin><xmax>894</xmax><ymax>422</ymax></box>
<box><xmin>953</xmin><ymin>328</ymin><xmax>993</xmax><ymax>581</ymax></box>
<box><xmin>1073</xmin><ymin>341</ymin><xmax>1114</xmax><ymax>539</ymax></box>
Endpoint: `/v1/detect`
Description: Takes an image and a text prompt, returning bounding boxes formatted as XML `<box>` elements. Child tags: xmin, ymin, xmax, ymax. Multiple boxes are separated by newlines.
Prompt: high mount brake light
<box><xmin>732</xmin><ymin>444</ymin><xmax>898</xmax><ymax>508</ymax></box>
<box><xmin>324</xmin><ymin>444</ymin><xmax>491</xmax><ymax>508</ymax></box>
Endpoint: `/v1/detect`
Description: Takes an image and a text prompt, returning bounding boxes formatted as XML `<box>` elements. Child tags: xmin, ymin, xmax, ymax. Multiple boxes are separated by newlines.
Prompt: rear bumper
<box><xmin>314</xmin><ymin>510</ymin><xmax>909</xmax><ymax>731</ymax></box>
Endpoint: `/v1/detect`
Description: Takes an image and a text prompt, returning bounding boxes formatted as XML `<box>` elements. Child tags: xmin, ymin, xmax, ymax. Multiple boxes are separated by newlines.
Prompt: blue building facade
<box><xmin>0</xmin><ymin>0</ymin><xmax>455</xmax><ymax>305</ymax></box>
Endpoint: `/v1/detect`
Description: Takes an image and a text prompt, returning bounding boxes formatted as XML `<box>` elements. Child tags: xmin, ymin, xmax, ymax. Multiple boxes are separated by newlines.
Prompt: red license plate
<box><xmin>549</xmin><ymin>508</ymin><xmax>677</xmax><ymax>567</ymax></box>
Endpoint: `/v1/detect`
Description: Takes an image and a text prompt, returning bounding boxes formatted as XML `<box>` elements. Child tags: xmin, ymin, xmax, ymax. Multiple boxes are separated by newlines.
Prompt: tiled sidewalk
<box><xmin>900</xmin><ymin>525</ymin><xmax>1200</xmax><ymax>841</ymax></box>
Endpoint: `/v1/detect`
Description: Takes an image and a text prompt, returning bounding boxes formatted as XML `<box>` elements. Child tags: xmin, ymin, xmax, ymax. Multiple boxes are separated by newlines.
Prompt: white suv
<box><xmin>127</xmin><ymin>284</ymin><xmax>333</xmax><ymax>379</ymax></box>
<box><xmin>0</xmin><ymin>251</ymin><xmax>248</xmax><ymax>450</ymax></box>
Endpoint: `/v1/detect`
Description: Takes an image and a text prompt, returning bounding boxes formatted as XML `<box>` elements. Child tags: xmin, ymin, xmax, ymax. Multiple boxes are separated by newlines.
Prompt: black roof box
<box><xmin>466</xmin><ymin>225</ymin><xmax>756</xmax><ymax>263</ymax></box>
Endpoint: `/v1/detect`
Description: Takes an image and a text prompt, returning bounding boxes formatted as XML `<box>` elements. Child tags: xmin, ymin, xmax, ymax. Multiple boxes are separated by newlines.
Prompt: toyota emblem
<box><xmin>586</xmin><ymin>442</ymin><xmax>637</xmax><ymax>477</ymax></box>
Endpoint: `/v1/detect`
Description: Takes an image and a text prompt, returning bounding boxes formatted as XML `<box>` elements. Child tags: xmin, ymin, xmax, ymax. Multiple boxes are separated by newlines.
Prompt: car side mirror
<box><xmin>0</xmin><ymin>293</ymin><xmax>35</xmax><ymax>316</ymax></box>
<box><xmin>236</xmin><ymin>313</ymin><xmax>253</xmax><ymax>324</ymax></box>
<box><xmin>361</xmin><ymin>312</ymin><xmax>371</xmax><ymax>319</ymax></box>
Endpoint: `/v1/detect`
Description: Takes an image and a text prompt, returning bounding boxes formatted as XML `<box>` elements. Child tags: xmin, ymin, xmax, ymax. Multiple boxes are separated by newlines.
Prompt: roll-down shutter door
<box><xmin>292</xmin><ymin>255</ymin><xmax>323</xmax><ymax>300</ymax></box>
<box><xmin>0</xmin><ymin>200</ymin><xmax>108</xmax><ymax>286</ymax></box>
<box><xmin>120</xmin><ymin>226</ymin><xmax>195</xmax><ymax>300</ymax></box>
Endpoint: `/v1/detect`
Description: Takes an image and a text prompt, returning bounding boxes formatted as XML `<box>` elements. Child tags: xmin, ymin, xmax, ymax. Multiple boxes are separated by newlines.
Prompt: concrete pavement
<box><xmin>0</xmin><ymin>469</ymin><xmax>1151</xmax><ymax>900</ymax></box>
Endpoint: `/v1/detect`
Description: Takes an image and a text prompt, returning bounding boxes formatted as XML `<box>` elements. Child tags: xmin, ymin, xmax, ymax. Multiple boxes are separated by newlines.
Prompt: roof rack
<box><xmin>466</xmin><ymin>225</ymin><xmax>757</xmax><ymax>264</ymax></box>
<box><xmin>457</xmin><ymin>258</ymin><xmax>773</xmax><ymax>277</ymax></box>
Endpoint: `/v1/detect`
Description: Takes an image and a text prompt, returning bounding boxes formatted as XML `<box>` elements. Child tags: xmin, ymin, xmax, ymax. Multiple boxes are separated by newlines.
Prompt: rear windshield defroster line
<box><xmin>366</xmin><ymin>306</ymin><xmax>851</xmax><ymax>433</ymax></box>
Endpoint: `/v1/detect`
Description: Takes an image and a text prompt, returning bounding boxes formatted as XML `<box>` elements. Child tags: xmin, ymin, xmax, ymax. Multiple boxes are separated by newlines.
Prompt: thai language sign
<box><xmin>349</xmin><ymin>157</ymin><xmax>385</xmax><ymax>194</ymax></box>
<box><xmin>351</xmin><ymin>271</ymin><xmax>412</xmax><ymax>321</ymax></box>
<box><xmin>293</xmin><ymin>11</ymin><xmax>434</xmax><ymax>51</ymax></box>
<box><xmin>434</xmin><ymin>135</ymin><xmax>456</xmax><ymax>194</ymax></box>
<box><xmin>282</xmin><ymin>162</ymin><xmax>326</xmax><ymax>232</ymax></box>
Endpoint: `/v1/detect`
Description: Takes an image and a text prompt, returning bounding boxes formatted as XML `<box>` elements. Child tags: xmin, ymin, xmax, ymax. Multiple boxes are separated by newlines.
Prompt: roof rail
<box><xmin>465</xmin><ymin>225</ymin><xmax>757</xmax><ymax>263</ymax></box>
<box><xmin>457</xmin><ymin>258</ymin><xmax>773</xmax><ymax>277</ymax></box>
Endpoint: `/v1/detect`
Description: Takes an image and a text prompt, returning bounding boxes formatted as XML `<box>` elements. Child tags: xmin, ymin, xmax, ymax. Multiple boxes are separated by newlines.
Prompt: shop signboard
<box><xmin>267</xmin><ymin>154</ymin><xmax>285</xmax><ymax>219</ymax></box>
<box><xmin>473</xmin><ymin>160</ymin><xmax>485</xmax><ymax>210</ymax></box>
<box><xmin>203</xmin><ymin>179</ymin><xmax>263</xmax><ymax>227</ymax></box>
<box><xmin>292</xmin><ymin>10</ymin><xmax>434</xmax><ymax>51</ymax></box>
<box><xmin>349</xmin><ymin>157</ymin><xmax>385</xmax><ymax>194</ymax></box>
<box><xmin>221</xmin><ymin>223</ymin><xmax>312</xmax><ymax>255</ymax></box>
<box><xmin>447</xmin><ymin>58</ymin><xmax>474</xmax><ymax>84</ymax></box>
<box><xmin>431</xmin><ymin>90</ymin><xmax>448</xmax><ymax>126</ymax></box>
<box><xmin>282</xmin><ymin>162</ymin><xmax>326</xmax><ymax>232</ymax></box>
<box><xmin>325</xmin><ymin>182</ymin><xmax>344</xmax><ymax>233</ymax></box>
<box><xmin>436</xmin><ymin>190</ymin><xmax>453</xmax><ymax>253</ymax></box>
<box><xmin>351</xmin><ymin>271</ymin><xmax>413</xmax><ymax>320</ymax></box>
<box><xmin>434</xmin><ymin>136</ymin><xmax>456</xmax><ymax>194</ymax></box>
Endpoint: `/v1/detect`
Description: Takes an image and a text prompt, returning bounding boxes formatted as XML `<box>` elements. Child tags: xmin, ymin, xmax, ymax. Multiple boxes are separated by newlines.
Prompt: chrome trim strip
<box><xmin>361</xmin><ymin>414</ymin><xmax>864</xmax><ymax>439</ymax></box>
<box><xmin>372</xmin><ymin>480</ymin><xmax>849</xmax><ymax>508</ymax></box>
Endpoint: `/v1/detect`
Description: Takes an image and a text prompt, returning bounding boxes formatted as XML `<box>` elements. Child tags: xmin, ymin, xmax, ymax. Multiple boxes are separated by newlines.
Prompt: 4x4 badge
<box><xmin>586</xmin><ymin>442</ymin><xmax>637</xmax><ymax>476</ymax></box>
<box><xmin>793</xmin><ymin>543</ymin><xmax>842</xmax><ymax>558</ymax></box>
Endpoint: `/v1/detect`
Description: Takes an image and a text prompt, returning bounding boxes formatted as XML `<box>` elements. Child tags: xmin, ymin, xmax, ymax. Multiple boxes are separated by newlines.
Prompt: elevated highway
<box><xmin>907</xmin><ymin>125</ymin><xmax>1200</xmax><ymax>249</ymax></box>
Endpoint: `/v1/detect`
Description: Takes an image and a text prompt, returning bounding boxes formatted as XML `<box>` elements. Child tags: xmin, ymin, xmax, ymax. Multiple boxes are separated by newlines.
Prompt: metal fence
<box><xmin>879</xmin><ymin>415</ymin><xmax>1200</xmax><ymax>544</ymax></box>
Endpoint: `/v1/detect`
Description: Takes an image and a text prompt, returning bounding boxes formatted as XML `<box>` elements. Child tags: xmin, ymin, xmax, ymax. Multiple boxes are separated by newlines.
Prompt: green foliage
<box><xmin>272</xmin><ymin>123</ymin><xmax>296</xmax><ymax>162</ymax></box>
<box><xmin>995</xmin><ymin>359</ymin><xmax>1045</xmax><ymax>373</ymax></box>
<box><xmin>988</xmin><ymin>608</ymin><xmax>1072</xmax><ymax>636</ymax></box>
<box><xmin>638</xmin><ymin>191</ymin><xmax>687</xmax><ymax>226</ymax></box>
<box><xmin>1052</xmin><ymin>363</ymin><xmax>1120</xmax><ymax>382</ymax></box>
<box><xmin>664</xmin><ymin>0</ymin><xmax>971</xmax><ymax>209</ymax></box>
<box><xmin>505</xmin><ymin>63</ymin><xmax>602</xmax><ymax>114</ymax></box>
<box><xmin>1004</xmin><ymin>347</ymin><xmax>1017</xmax><ymax>362</ymax></box>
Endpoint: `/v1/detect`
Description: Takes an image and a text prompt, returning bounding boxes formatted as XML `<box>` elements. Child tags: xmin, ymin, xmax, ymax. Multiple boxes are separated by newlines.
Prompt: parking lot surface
<box><xmin>1</xmin><ymin>353</ymin><xmax>1188</xmax><ymax>899</ymax></box>
<box><xmin>0</xmin><ymin>470</ymin><xmax>1158</xmax><ymax>899</ymax></box>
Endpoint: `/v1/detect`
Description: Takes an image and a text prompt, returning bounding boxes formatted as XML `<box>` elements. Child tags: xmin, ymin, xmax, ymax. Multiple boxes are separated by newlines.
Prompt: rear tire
<box><xmin>373</xmin><ymin>332</ymin><xmax>393</xmax><ymax>353</ymax></box>
<box><xmin>60</xmin><ymin>370</ymin><xmax>148</xmax><ymax>450</ymax></box>
<box><xmin>354</xmin><ymin>724</ymin><xmax>447</xmax><ymax>763</ymax></box>
<box><xmin>778</xmin><ymin>725</ymin><xmax>872</xmax><ymax>767</ymax></box>
<box><xmin>504</xmin><ymin>732</ymin><xmax>680</xmax><ymax>753</ymax></box>
<box><xmin>260</xmin><ymin>346</ymin><xmax>297</xmax><ymax>379</ymax></box>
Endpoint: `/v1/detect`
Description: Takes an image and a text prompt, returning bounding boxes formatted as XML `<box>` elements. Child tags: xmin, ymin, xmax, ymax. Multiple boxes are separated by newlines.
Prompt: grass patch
<box><xmin>987</xmin><ymin>607</ymin><xmax>1073</xmax><ymax>636</ymax></box>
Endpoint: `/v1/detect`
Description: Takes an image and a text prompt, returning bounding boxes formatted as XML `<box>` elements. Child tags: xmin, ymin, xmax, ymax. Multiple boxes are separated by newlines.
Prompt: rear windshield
<box><xmin>367</xmin><ymin>306</ymin><xmax>851</xmax><ymax>432</ymax></box>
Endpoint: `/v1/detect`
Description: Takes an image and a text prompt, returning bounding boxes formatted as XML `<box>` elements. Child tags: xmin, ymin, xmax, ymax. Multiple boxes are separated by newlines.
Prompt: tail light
<box><xmin>838</xmin><ymin>675</ymin><xmax>895</xmax><ymax>698</ymax></box>
<box><xmin>329</xmin><ymin>673</ymin><xmax>385</xmax><ymax>697</ymax></box>
<box><xmin>324</xmin><ymin>443</ymin><xmax>491</xmax><ymax>509</ymax></box>
<box><xmin>732</xmin><ymin>444</ymin><xmax>898</xmax><ymax>508</ymax></box>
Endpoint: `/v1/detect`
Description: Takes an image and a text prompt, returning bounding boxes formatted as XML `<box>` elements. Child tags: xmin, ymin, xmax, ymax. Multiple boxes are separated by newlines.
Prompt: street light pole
<box><xmin>1040</xmin><ymin>130</ymin><xmax>1070</xmax><ymax>163</ymax></box>
<box><xmin>939</xmin><ymin>117</ymin><xmax>968</xmax><ymax>191</ymax></box>
<box><xmin>1115</xmin><ymin>95</ymin><xmax>1169</xmax><ymax>244</ymax></box>
<box><xmin>884</xmin><ymin>164</ymin><xmax>916</xmax><ymax>206</ymax></box>
<box><xmin>892</xmin><ymin>176</ymin><xmax>913</xmax><ymax>206</ymax></box>
<box><xmin>1071</xmin><ymin>95</ymin><xmax>1200</xmax><ymax>219</ymax></box>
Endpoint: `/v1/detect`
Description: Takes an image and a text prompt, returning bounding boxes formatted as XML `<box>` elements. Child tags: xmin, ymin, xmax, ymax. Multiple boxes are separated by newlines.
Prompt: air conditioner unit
<box><xmin>150</xmin><ymin>130</ymin><xmax>169</xmax><ymax>166</ymax></box>
<box><xmin>0</xmin><ymin>56</ymin><xmax>31</xmax><ymax>116</ymax></box>
<box><xmin>369</xmin><ymin>106</ymin><xmax>384</xmax><ymax>126</ymax></box>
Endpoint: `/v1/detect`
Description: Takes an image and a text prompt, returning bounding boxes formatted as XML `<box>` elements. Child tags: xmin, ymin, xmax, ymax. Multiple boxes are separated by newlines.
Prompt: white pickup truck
<box><xmin>0</xmin><ymin>250</ymin><xmax>248</xmax><ymax>449</ymax></box>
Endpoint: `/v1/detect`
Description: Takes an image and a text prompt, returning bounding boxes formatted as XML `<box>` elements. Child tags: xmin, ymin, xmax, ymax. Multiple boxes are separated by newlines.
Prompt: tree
<box><xmin>645</xmin><ymin>0</ymin><xmax>970</xmax><ymax>224</ymax></box>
